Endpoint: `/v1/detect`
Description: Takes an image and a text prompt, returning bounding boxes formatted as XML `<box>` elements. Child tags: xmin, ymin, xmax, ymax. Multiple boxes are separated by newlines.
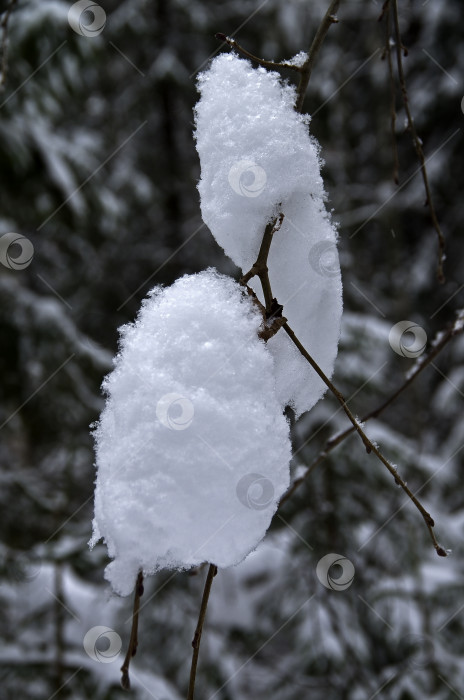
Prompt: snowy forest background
<box><xmin>0</xmin><ymin>0</ymin><xmax>463</xmax><ymax>698</ymax></box>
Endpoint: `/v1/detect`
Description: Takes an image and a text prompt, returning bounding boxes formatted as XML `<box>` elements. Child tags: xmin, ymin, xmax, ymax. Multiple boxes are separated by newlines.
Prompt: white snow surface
<box><xmin>194</xmin><ymin>54</ymin><xmax>342</xmax><ymax>416</ymax></box>
<box><xmin>90</xmin><ymin>270</ymin><xmax>291</xmax><ymax>596</ymax></box>
<box><xmin>285</xmin><ymin>51</ymin><xmax>308</xmax><ymax>67</ymax></box>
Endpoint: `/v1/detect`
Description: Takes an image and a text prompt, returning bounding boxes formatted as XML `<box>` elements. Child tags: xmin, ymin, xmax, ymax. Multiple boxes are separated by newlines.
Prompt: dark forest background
<box><xmin>0</xmin><ymin>0</ymin><xmax>463</xmax><ymax>698</ymax></box>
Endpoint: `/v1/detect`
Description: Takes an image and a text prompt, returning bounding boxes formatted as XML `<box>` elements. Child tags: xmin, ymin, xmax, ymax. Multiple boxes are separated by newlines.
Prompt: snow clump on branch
<box><xmin>194</xmin><ymin>53</ymin><xmax>343</xmax><ymax>417</ymax></box>
<box><xmin>90</xmin><ymin>270</ymin><xmax>291</xmax><ymax>596</ymax></box>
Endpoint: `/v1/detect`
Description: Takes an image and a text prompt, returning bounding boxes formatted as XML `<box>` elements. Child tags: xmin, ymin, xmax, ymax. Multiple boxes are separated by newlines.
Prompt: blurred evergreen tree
<box><xmin>0</xmin><ymin>0</ymin><xmax>462</xmax><ymax>698</ymax></box>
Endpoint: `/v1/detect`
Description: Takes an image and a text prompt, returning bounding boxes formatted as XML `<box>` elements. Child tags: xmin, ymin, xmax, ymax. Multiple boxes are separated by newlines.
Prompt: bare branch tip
<box><xmin>121</xmin><ymin>671</ymin><xmax>130</xmax><ymax>690</ymax></box>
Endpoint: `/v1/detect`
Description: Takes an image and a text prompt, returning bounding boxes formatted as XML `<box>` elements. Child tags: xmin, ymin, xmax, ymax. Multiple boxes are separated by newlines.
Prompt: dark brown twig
<box><xmin>121</xmin><ymin>571</ymin><xmax>144</xmax><ymax>690</ymax></box>
<box><xmin>280</xmin><ymin>309</ymin><xmax>464</xmax><ymax>506</ymax></box>
<box><xmin>241</xmin><ymin>202</ymin><xmax>445</xmax><ymax>556</ymax></box>
<box><xmin>381</xmin><ymin>0</ymin><xmax>400</xmax><ymax>184</ymax></box>
<box><xmin>282</xmin><ymin>321</ymin><xmax>446</xmax><ymax>556</ymax></box>
<box><xmin>215</xmin><ymin>33</ymin><xmax>302</xmax><ymax>72</ymax></box>
<box><xmin>391</xmin><ymin>0</ymin><xmax>446</xmax><ymax>283</ymax></box>
<box><xmin>240</xmin><ymin>213</ymin><xmax>284</xmax><ymax>312</ymax></box>
<box><xmin>242</xmin><ymin>229</ymin><xmax>444</xmax><ymax>556</ymax></box>
<box><xmin>295</xmin><ymin>0</ymin><xmax>340</xmax><ymax>112</ymax></box>
<box><xmin>187</xmin><ymin>564</ymin><xmax>217</xmax><ymax>700</ymax></box>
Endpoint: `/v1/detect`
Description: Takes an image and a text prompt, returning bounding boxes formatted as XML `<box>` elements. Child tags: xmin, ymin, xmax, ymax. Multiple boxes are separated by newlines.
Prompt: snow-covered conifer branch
<box><xmin>0</xmin><ymin>0</ymin><xmax>17</xmax><ymax>90</ymax></box>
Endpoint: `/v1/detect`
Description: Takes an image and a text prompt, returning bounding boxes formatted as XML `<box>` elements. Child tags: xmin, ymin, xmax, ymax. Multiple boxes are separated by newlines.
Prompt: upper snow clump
<box><xmin>194</xmin><ymin>53</ymin><xmax>343</xmax><ymax>416</ymax></box>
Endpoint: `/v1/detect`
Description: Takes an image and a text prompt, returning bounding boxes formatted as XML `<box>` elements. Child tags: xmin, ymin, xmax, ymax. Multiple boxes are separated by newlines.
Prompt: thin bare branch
<box><xmin>240</xmin><ymin>213</ymin><xmax>284</xmax><ymax>312</ymax></box>
<box><xmin>391</xmin><ymin>0</ymin><xmax>446</xmax><ymax>283</ymax></box>
<box><xmin>216</xmin><ymin>0</ymin><xmax>341</xmax><ymax>109</ymax></box>
<box><xmin>215</xmin><ymin>33</ymin><xmax>302</xmax><ymax>72</ymax></box>
<box><xmin>280</xmin><ymin>309</ymin><xmax>464</xmax><ymax>507</ymax></box>
<box><xmin>187</xmin><ymin>564</ymin><xmax>217</xmax><ymax>700</ymax></box>
<box><xmin>380</xmin><ymin>0</ymin><xmax>400</xmax><ymax>184</ymax></box>
<box><xmin>295</xmin><ymin>0</ymin><xmax>340</xmax><ymax>112</ymax></box>
<box><xmin>241</xmin><ymin>174</ymin><xmax>445</xmax><ymax>554</ymax></box>
<box><xmin>282</xmin><ymin>321</ymin><xmax>446</xmax><ymax>556</ymax></box>
<box><xmin>121</xmin><ymin>571</ymin><xmax>144</xmax><ymax>690</ymax></box>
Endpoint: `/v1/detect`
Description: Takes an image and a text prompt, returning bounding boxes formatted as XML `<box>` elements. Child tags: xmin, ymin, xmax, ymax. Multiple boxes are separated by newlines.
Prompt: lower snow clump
<box><xmin>90</xmin><ymin>269</ymin><xmax>291</xmax><ymax>596</ymax></box>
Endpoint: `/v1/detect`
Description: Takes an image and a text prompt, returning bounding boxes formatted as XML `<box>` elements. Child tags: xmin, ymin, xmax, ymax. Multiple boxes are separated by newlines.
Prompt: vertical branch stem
<box><xmin>187</xmin><ymin>564</ymin><xmax>217</xmax><ymax>700</ymax></box>
<box><xmin>295</xmin><ymin>0</ymin><xmax>340</xmax><ymax>112</ymax></box>
<box><xmin>53</xmin><ymin>563</ymin><xmax>65</xmax><ymax>698</ymax></box>
<box><xmin>383</xmin><ymin>1</ymin><xmax>399</xmax><ymax>184</ymax></box>
<box><xmin>391</xmin><ymin>0</ymin><xmax>445</xmax><ymax>282</ymax></box>
<box><xmin>121</xmin><ymin>571</ymin><xmax>144</xmax><ymax>690</ymax></box>
<box><xmin>240</xmin><ymin>213</ymin><xmax>284</xmax><ymax>312</ymax></box>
